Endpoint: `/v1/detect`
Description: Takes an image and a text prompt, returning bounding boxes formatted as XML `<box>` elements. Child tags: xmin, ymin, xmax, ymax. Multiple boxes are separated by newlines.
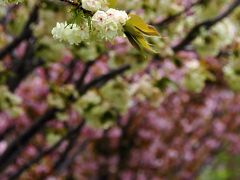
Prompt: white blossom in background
<box><xmin>224</xmin><ymin>60</ymin><xmax>240</xmax><ymax>91</ymax></box>
<box><xmin>130</xmin><ymin>75</ymin><xmax>163</xmax><ymax>107</ymax></box>
<box><xmin>193</xmin><ymin>19</ymin><xmax>236</xmax><ymax>57</ymax></box>
<box><xmin>99</xmin><ymin>78</ymin><xmax>130</xmax><ymax>113</ymax></box>
<box><xmin>51</xmin><ymin>22</ymin><xmax>89</xmax><ymax>45</ymax></box>
<box><xmin>81</xmin><ymin>0</ymin><xmax>108</xmax><ymax>12</ymax></box>
<box><xmin>74</xmin><ymin>78</ymin><xmax>130</xmax><ymax>129</ymax></box>
<box><xmin>185</xmin><ymin>60</ymin><xmax>200</xmax><ymax>70</ymax></box>
<box><xmin>183</xmin><ymin>60</ymin><xmax>215</xmax><ymax>93</ymax></box>
<box><xmin>0</xmin><ymin>85</ymin><xmax>23</xmax><ymax>117</ymax></box>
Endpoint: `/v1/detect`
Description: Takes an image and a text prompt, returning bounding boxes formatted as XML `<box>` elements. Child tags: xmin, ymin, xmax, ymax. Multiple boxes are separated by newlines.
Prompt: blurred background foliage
<box><xmin>0</xmin><ymin>0</ymin><xmax>240</xmax><ymax>179</ymax></box>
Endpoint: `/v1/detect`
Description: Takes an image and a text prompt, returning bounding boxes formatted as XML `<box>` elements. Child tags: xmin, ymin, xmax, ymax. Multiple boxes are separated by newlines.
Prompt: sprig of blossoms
<box><xmin>51</xmin><ymin>0</ymin><xmax>159</xmax><ymax>53</ymax></box>
<box><xmin>51</xmin><ymin>7</ymin><xmax>129</xmax><ymax>44</ymax></box>
<box><xmin>51</xmin><ymin>0</ymin><xmax>130</xmax><ymax>44</ymax></box>
<box><xmin>51</xmin><ymin>21</ymin><xmax>89</xmax><ymax>45</ymax></box>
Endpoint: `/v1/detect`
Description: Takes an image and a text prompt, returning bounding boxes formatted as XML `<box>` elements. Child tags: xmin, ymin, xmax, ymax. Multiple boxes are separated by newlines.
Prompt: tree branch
<box><xmin>75</xmin><ymin>60</ymin><xmax>95</xmax><ymax>90</ymax></box>
<box><xmin>6</xmin><ymin>38</ymin><xmax>44</xmax><ymax>92</ymax></box>
<box><xmin>172</xmin><ymin>0</ymin><xmax>240</xmax><ymax>52</ymax></box>
<box><xmin>0</xmin><ymin>108</ymin><xmax>58</xmax><ymax>173</ymax></box>
<box><xmin>79</xmin><ymin>64</ymin><xmax>130</xmax><ymax>94</ymax></box>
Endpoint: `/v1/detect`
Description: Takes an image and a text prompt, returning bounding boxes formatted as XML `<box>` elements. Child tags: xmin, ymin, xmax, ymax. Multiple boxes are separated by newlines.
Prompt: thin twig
<box><xmin>156</xmin><ymin>0</ymin><xmax>204</xmax><ymax>28</ymax></box>
<box><xmin>0</xmin><ymin>108</ymin><xmax>58</xmax><ymax>173</ymax></box>
<box><xmin>8</xmin><ymin>121</ymin><xmax>85</xmax><ymax>180</ymax></box>
<box><xmin>75</xmin><ymin>61</ymin><xmax>95</xmax><ymax>90</ymax></box>
<box><xmin>79</xmin><ymin>64</ymin><xmax>130</xmax><ymax>94</ymax></box>
<box><xmin>0</xmin><ymin>3</ymin><xmax>40</xmax><ymax>60</ymax></box>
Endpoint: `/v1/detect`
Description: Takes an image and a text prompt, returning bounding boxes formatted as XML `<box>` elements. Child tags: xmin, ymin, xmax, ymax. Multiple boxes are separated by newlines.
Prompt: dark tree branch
<box><xmin>0</xmin><ymin>3</ymin><xmax>39</xmax><ymax>60</ymax></box>
<box><xmin>59</xmin><ymin>0</ymin><xmax>79</xmax><ymax>6</ymax></box>
<box><xmin>0</xmin><ymin>4</ymin><xmax>18</xmax><ymax>26</ymax></box>
<box><xmin>60</xmin><ymin>139</ymin><xmax>89</xmax><ymax>173</ymax></box>
<box><xmin>58</xmin><ymin>0</ymin><xmax>92</xmax><ymax>15</ymax></box>
<box><xmin>0</xmin><ymin>108</ymin><xmax>58</xmax><ymax>173</ymax></box>
<box><xmin>156</xmin><ymin>0</ymin><xmax>204</xmax><ymax>28</ymax></box>
<box><xmin>8</xmin><ymin>121</ymin><xmax>85</xmax><ymax>180</ymax></box>
<box><xmin>75</xmin><ymin>60</ymin><xmax>95</xmax><ymax>90</ymax></box>
<box><xmin>0</xmin><ymin>125</ymin><xmax>15</xmax><ymax>142</ymax></box>
<box><xmin>6</xmin><ymin>38</ymin><xmax>44</xmax><ymax>92</ymax></box>
<box><xmin>172</xmin><ymin>0</ymin><xmax>240</xmax><ymax>52</ymax></box>
<box><xmin>50</xmin><ymin>122</ymin><xmax>83</xmax><ymax>173</ymax></box>
<box><xmin>79</xmin><ymin>64</ymin><xmax>130</xmax><ymax>94</ymax></box>
<box><xmin>51</xmin><ymin>135</ymin><xmax>76</xmax><ymax>172</ymax></box>
<box><xmin>50</xmin><ymin>61</ymin><xmax>96</xmax><ymax>173</ymax></box>
<box><xmin>63</xmin><ymin>59</ymin><xmax>78</xmax><ymax>83</ymax></box>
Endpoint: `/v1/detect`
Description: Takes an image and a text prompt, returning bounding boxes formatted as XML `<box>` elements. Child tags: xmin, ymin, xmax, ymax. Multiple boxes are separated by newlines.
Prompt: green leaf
<box><xmin>134</xmin><ymin>35</ymin><xmax>156</xmax><ymax>53</ymax></box>
<box><xmin>126</xmin><ymin>14</ymin><xmax>160</xmax><ymax>36</ymax></box>
<box><xmin>125</xmin><ymin>31</ymin><xmax>141</xmax><ymax>50</ymax></box>
<box><xmin>124</xmin><ymin>14</ymin><xmax>160</xmax><ymax>53</ymax></box>
<box><xmin>125</xmin><ymin>31</ymin><xmax>156</xmax><ymax>53</ymax></box>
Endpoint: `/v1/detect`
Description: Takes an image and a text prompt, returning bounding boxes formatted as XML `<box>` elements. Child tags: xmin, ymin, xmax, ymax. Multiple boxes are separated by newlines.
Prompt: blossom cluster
<box><xmin>51</xmin><ymin>0</ymin><xmax>129</xmax><ymax>45</ymax></box>
<box><xmin>224</xmin><ymin>60</ymin><xmax>240</xmax><ymax>92</ymax></box>
<box><xmin>193</xmin><ymin>19</ymin><xmax>236</xmax><ymax>57</ymax></box>
<box><xmin>74</xmin><ymin>78</ymin><xmax>130</xmax><ymax>129</ymax></box>
<box><xmin>0</xmin><ymin>85</ymin><xmax>22</xmax><ymax>117</ymax></box>
<box><xmin>51</xmin><ymin>21</ymin><xmax>90</xmax><ymax>45</ymax></box>
<box><xmin>183</xmin><ymin>60</ymin><xmax>215</xmax><ymax>93</ymax></box>
<box><xmin>130</xmin><ymin>74</ymin><xmax>164</xmax><ymax>107</ymax></box>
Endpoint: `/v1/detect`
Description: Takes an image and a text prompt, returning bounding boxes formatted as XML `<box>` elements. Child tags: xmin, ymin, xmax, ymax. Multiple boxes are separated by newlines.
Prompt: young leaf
<box><xmin>124</xmin><ymin>22</ymin><xmax>142</xmax><ymax>37</ymax></box>
<box><xmin>125</xmin><ymin>31</ymin><xmax>156</xmax><ymax>53</ymax></box>
<box><xmin>134</xmin><ymin>35</ymin><xmax>156</xmax><ymax>53</ymax></box>
<box><xmin>124</xmin><ymin>14</ymin><xmax>160</xmax><ymax>53</ymax></box>
<box><xmin>108</xmin><ymin>0</ymin><xmax>117</xmax><ymax>8</ymax></box>
<box><xmin>125</xmin><ymin>31</ymin><xmax>141</xmax><ymax>50</ymax></box>
<box><xmin>127</xmin><ymin>14</ymin><xmax>160</xmax><ymax>36</ymax></box>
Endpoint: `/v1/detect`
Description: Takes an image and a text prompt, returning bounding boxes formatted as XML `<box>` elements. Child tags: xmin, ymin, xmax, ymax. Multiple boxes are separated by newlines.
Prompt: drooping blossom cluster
<box><xmin>51</xmin><ymin>0</ymin><xmax>129</xmax><ymax>44</ymax></box>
